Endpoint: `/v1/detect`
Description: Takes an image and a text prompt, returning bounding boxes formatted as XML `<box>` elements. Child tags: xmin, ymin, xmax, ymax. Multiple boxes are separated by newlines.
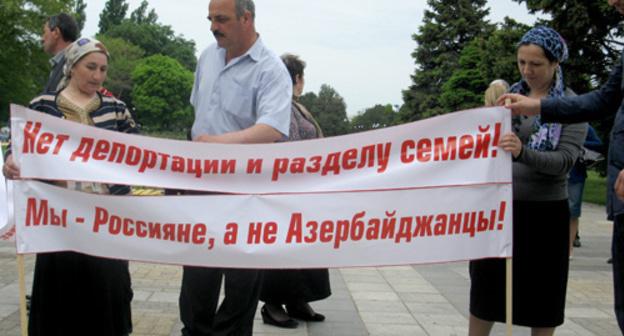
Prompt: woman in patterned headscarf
<box><xmin>3</xmin><ymin>37</ymin><xmax>136</xmax><ymax>336</ymax></box>
<box><xmin>468</xmin><ymin>26</ymin><xmax>587</xmax><ymax>336</ymax></box>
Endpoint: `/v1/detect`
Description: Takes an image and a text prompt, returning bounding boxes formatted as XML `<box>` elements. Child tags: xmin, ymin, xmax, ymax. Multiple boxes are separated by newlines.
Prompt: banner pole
<box><xmin>17</xmin><ymin>254</ymin><xmax>28</xmax><ymax>336</ymax></box>
<box><xmin>506</xmin><ymin>257</ymin><xmax>512</xmax><ymax>335</ymax></box>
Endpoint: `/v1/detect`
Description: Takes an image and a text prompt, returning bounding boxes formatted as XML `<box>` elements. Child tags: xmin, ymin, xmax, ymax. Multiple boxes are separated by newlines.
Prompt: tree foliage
<box><xmin>131</xmin><ymin>55</ymin><xmax>194</xmax><ymax>131</ymax></box>
<box><xmin>0</xmin><ymin>0</ymin><xmax>78</xmax><ymax>123</ymax></box>
<box><xmin>97</xmin><ymin>34</ymin><xmax>144</xmax><ymax>106</ymax></box>
<box><xmin>440</xmin><ymin>18</ymin><xmax>529</xmax><ymax>111</ymax></box>
<box><xmin>513</xmin><ymin>0</ymin><xmax>624</xmax><ymax>92</ymax></box>
<box><xmin>104</xmin><ymin>18</ymin><xmax>196</xmax><ymax>71</ymax></box>
<box><xmin>73</xmin><ymin>0</ymin><xmax>86</xmax><ymax>33</ymax></box>
<box><xmin>98</xmin><ymin>0</ymin><xmax>128</xmax><ymax>34</ymax></box>
<box><xmin>299</xmin><ymin>85</ymin><xmax>350</xmax><ymax>136</ymax></box>
<box><xmin>129</xmin><ymin>0</ymin><xmax>158</xmax><ymax>25</ymax></box>
<box><xmin>350</xmin><ymin>104</ymin><xmax>398</xmax><ymax>133</ymax></box>
<box><xmin>402</xmin><ymin>0</ymin><xmax>493</xmax><ymax>121</ymax></box>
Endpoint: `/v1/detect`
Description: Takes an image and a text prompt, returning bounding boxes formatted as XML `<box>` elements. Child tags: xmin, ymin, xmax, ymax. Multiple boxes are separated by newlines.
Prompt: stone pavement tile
<box><xmin>413</xmin><ymin>313</ymin><xmax>467</xmax><ymax>327</ymax></box>
<box><xmin>359</xmin><ymin>311</ymin><xmax>415</xmax><ymax>324</ymax></box>
<box><xmin>557</xmin><ymin>318</ymin><xmax>604</xmax><ymax>336</ymax></box>
<box><xmin>311</xmin><ymin>309</ymin><xmax>361</xmax><ymax>323</ymax></box>
<box><xmin>308</xmin><ymin>322</ymin><xmax>367</xmax><ymax>336</ymax></box>
<box><xmin>340</xmin><ymin>269</ymin><xmax>385</xmax><ymax>284</ymax></box>
<box><xmin>251</xmin><ymin>320</ymin><xmax>308</xmax><ymax>335</ymax></box>
<box><xmin>365</xmin><ymin>323</ymin><xmax>428</xmax><ymax>336</ymax></box>
<box><xmin>350</xmin><ymin>290</ymin><xmax>400</xmax><ymax>302</ymax></box>
<box><xmin>0</xmin><ymin>284</ymin><xmax>19</xmax><ymax>303</ymax></box>
<box><xmin>565</xmin><ymin>307</ymin><xmax>611</xmax><ymax>319</ymax></box>
<box><xmin>568</xmin><ymin>317</ymin><xmax>621</xmax><ymax>335</ymax></box>
<box><xmin>399</xmin><ymin>292</ymin><xmax>448</xmax><ymax>303</ymax></box>
<box><xmin>0</xmin><ymin>310</ymin><xmax>20</xmax><ymax>335</ymax></box>
<box><xmin>132</xmin><ymin>312</ymin><xmax>178</xmax><ymax>336</ymax></box>
<box><xmin>419</xmin><ymin>324</ymin><xmax>468</xmax><ymax>336</ymax></box>
<box><xmin>149</xmin><ymin>291</ymin><xmax>180</xmax><ymax>303</ymax></box>
<box><xmin>0</xmin><ymin>304</ymin><xmax>17</xmax><ymax>320</ymax></box>
<box><xmin>353</xmin><ymin>299</ymin><xmax>409</xmax><ymax>313</ymax></box>
<box><xmin>312</xmin><ymin>297</ymin><xmax>357</xmax><ymax>312</ymax></box>
<box><xmin>344</xmin><ymin>282</ymin><xmax>393</xmax><ymax>292</ymax></box>
<box><xmin>132</xmin><ymin>289</ymin><xmax>153</xmax><ymax>301</ymax></box>
<box><xmin>390</xmin><ymin>282</ymin><xmax>439</xmax><ymax>294</ymax></box>
<box><xmin>406</xmin><ymin>302</ymin><xmax>461</xmax><ymax>315</ymax></box>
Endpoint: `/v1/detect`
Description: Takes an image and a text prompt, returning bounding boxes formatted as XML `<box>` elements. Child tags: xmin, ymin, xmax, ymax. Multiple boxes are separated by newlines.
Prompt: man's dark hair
<box><xmin>235</xmin><ymin>0</ymin><xmax>255</xmax><ymax>20</ymax></box>
<box><xmin>281</xmin><ymin>53</ymin><xmax>306</xmax><ymax>85</ymax></box>
<box><xmin>47</xmin><ymin>13</ymin><xmax>79</xmax><ymax>42</ymax></box>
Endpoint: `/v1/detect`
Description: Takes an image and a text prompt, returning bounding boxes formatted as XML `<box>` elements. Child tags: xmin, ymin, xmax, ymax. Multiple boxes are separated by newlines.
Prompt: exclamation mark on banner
<box><xmin>491</xmin><ymin>122</ymin><xmax>501</xmax><ymax>157</ymax></box>
<box><xmin>497</xmin><ymin>201</ymin><xmax>507</xmax><ymax>230</ymax></box>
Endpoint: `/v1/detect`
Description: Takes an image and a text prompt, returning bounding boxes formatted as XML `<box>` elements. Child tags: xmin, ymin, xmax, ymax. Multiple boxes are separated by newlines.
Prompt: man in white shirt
<box><xmin>179</xmin><ymin>1</ymin><xmax>292</xmax><ymax>335</ymax></box>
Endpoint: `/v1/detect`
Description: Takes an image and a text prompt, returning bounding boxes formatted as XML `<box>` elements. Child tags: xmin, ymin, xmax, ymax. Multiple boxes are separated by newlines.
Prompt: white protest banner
<box><xmin>11</xmin><ymin>104</ymin><xmax>511</xmax><ymax>193</ymax></box>
<box><xmin>14</xmin><ymin>180</ymin><xmax>512</xmax><ymax>268</ymax></box>
<box><xmin>0</xmin><ymin>152</ymin><xmax>13</xmax><ymax>241</ymax></box>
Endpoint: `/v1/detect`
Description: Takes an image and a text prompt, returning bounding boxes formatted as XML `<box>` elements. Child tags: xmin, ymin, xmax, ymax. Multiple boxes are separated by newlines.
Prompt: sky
<box><xmin>82</xmin><ymin>1</ymin><xmax>544</xmax><ymax>117</ymax></box>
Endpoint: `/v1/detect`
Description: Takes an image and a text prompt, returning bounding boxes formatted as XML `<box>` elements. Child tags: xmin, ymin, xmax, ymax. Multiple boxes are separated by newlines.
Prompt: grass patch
<box><xmin>584</xmin><ymin>170</ymin><xmax>607</xmax><ymax>205</ymax></box>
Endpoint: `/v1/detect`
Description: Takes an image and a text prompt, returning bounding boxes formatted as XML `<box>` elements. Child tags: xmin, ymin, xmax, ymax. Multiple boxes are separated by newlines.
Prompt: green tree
<box><xmin>0</xmin><ymin>0</ymin><xmax>76</xmax><ymax>122</ymax></box>
<box><xmin>350</xmin><ymin>104</ymin><xmax>398</xmax><ymax>133</ymax></box>
<box><xmin>97</xmin><ymin>35</ymin><xmax>144</xmax><ymax>106</ymax></box>
<box><xmin>105</xmin><ymin>20</ymin><xmax>196</xmax><ymax>71</ymax></box>
<box><xmin>73</xmin><ymin>0</ymin><xmax>86</xmax><ymax>33</ymax></box>
<box><xmin>131</xmin><ymin>55</ymin><xmax>194</xmax><ymax>131</ymax></box>
<box><xmin>129</xmin><ymin>0</ymin><xmax>158</xmax><ymax>25</ymax></box>
<box><xmin>513</xmin><ymin>0</ymin><xmax>624</xmax><ymax>92</ymax></box>
<box><xmin>98</xmin><ymin>0</ymin><xmax>128</xmax><ymax>34</ymax></box>
<box><xmin>303</xmin><ymin>85</ymin><xmax>349</xmax><ymax>136</ymax></box>
<box><xmin>402</xmin><ymin>0</ymin><xmax>493</xmax><ymax>121</ymax></box>
<box><xmin>440</xmin><ymin>18</ymin><xmax>529</xmax><ymax>111</ymax></box>
<box><xmin>439</xmin><ymin>43</ymin><xmax>488</xmax><ymax>111</ymax></box>
<box><xmin>478</xmin><ymin>18</ymin><xmax>530</xmax><ymax>85</ymax></box>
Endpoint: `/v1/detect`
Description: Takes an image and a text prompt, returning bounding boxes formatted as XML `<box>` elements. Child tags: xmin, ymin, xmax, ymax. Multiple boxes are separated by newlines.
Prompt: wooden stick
<box><xmin>505</xmin><ymin>97</ymin><xmax>513</xmax><ymax>335</ymax></box>
<box><xmin>506</xmin><ymin>258</ymin><xmax>513</xmax><ymax>335</ymax></box>
<box><xmin>17</xmin><ymin>254</ymin><xmax>27</xmax><ymax>336</ymax></box>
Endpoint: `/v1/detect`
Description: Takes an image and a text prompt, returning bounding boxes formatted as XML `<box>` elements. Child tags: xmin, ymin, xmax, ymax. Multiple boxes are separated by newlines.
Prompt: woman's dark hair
<box><xmin>281</xmin><ymin>53</ymin><xmax>306</xmax><ymax>85</ymax></box>
<box><xmin>518</xmin><ymin>42</ymin><xmax>558</xmax><ymax>63</ymax></box>
<box><xmin>47</xmin><ymin>13</ymin><xmax>79</xmax><ymax>43</ymax></box>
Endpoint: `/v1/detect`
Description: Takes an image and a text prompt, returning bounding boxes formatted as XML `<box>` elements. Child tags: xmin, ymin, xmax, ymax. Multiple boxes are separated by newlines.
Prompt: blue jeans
<box><xmin>614</xmin><ymin>215</ymin><xmax>624</xmax><ymax>334</ymax></box>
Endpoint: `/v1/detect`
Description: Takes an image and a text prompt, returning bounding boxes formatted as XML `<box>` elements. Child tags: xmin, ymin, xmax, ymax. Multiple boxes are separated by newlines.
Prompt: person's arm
<box><xmin>194</xmin><ymin>123</ymin><xmax>283</xmax><ymax>144</ymax></box>
<box><xmin>2</xmin><ymin>154</ymin><xmax>19</xmax><ymax>180</ymax></box>
<box><xmin>499</xmin><ymin>56</ymin><xmax>624</xmax><ymax>123</ymax></box>
<box><xmin>516</xmin><ymin>123</ymin><xmax>587</xmax><ymax>176</ymax></box>
<box><xmin>541</xmin><ymin>61</ymin><xmax>623</xmax><ymax>123</ymax></box>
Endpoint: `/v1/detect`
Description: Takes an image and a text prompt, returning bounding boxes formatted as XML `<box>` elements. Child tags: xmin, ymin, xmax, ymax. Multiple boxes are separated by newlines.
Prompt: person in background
<box><xmin>178</xmin><ymin>0</ymin><xmax>292</xmax><ymax>335</ymax></box>
<box><xmin>469</xmin><ymin>26</ymin><xmax>587</xmax><ymax>336</ymax></box>
<box><xmin>3</xmin><ymin>37</ymin><xmax>136</xmax><ymax>336</ymax></box>
<box><xmin>484</xmin><ymin>79</ymin><xmax>510</xmax><ymax>107</ymax></box>
<box><xmin>41</xmin><ymin>13</ymin><xmax>79</xmax><ymax>93</ymax></box>
<box><xmin>259</xmin><ymin>53</ymin><xmax>330</xmax><ymax>329</ymax></box>
<box><xmin>568</xmin><ymin>125</ymin><xmax>603</xmax><ymax>256</ymax></box>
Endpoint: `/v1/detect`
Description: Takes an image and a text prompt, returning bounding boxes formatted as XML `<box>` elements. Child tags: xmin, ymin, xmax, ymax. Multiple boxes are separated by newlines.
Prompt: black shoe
<box><xmin>286</xmin><ymin>302</ymin><xmax>326</xmax><ymax>322</ymax></box>
<box><xmin>261</xmin><ymin>305</ymin><xmax>299</xmax><ymax>329</ymax></box>
<box><xmin>608</xmin><ymin>257</ymin><xmax>613</xmax><ymax>264</ymax></box>
<box><xmin>573</xmin><ymin>235</ymin><xmax>581</xmax><ymax>248</ymax></box>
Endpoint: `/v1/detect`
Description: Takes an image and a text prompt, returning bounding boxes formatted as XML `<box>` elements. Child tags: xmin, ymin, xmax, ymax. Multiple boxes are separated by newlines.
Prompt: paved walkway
<box><xmin>0</xmin><ymin>203</ymin><xmax>619</xmax><ymax>335</ymax></box>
